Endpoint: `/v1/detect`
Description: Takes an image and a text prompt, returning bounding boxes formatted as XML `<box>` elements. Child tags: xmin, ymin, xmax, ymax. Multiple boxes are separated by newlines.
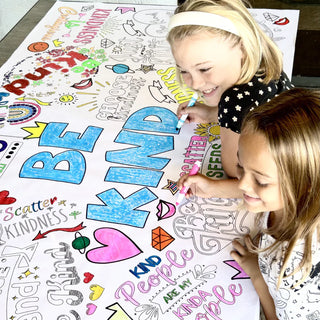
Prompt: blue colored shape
<box><xmin>0</xmin><ymin>92</ymin><xmax>9</xmax><ymax>105</ymax></box>
<box><xmin>40</xmin><ymin>122</ymin><xmax>103</xmax><ymax>152</ymax></box>
<box><xmin>123</xmin><ymin>106</ymin><xmax>179</xmax><ymax>134</ymax></box>
<box><xmin>86</xmin><ymin>187</ymin><xmax>157</xmax><ymax>228</ymax></box>
<box><xmin>105</xmin><ymin>167</ymin><xmax>163</xmax><ymax>187</ymax></box>
<box><xmin>112</xmin><ymin>64</ymin><xmax>130</xmax><ymax>74</ymax></box>
<box><xmin>106</xmin><ymin>130</ymin><xmax>173</xmax><ymax>169</ymax></box>
<box><xmin>0</xmin><ymin>140</ymin><xmax>8</xmax><ymax>152</ymax></box>
<box><xmin>20</xmin><ymin>150</ymin><xmax>85</xmax><ymax>184</ymax></box>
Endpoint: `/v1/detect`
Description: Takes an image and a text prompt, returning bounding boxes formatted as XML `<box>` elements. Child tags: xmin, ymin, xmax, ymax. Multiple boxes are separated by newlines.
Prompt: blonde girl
<box><xmin>168</xmin><ymin>0</ymin><xmax>293</xmax><ymax>198</ymax></box>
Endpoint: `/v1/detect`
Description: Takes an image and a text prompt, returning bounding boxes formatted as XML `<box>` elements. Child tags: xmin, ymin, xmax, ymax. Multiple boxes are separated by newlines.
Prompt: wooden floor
<box><xmin>0</xmin><ymin>0</ymin><xmax>319</xmax><ymax>87</ymax></box>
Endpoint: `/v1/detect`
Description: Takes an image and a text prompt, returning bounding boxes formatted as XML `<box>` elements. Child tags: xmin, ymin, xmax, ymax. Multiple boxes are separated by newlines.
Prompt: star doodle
<box><xmin>58</xmin><ymin>200</ymin><xmax>67</xmax><ymax>206</ymax></box>
<box><xmin>136</xmin><ymin>64</ymin><xmax>156</xmax><ymax>74</ymax></box>
<box><xmin>162</xmin><ymin>179</ymin><xmax>179</xmax><ymax>195</ymax></box>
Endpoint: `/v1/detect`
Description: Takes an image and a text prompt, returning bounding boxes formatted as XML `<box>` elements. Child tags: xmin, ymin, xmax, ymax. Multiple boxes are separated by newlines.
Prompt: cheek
<box><xmin>260</xmin><ymin>188</ymin><xmax>283</xmax><ymax>209</ymax></box>
<box><xmin>181</xmin><ymin>73</ymin><xmax>191</xmax><ymax>85</ymax></box>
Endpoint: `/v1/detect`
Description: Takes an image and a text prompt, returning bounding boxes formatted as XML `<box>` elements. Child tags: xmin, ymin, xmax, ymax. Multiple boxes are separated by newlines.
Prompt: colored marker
<box><xmin>176</xmin><ymin>92</ymin><xmax>198</xmax><ymax>130</ymax></box>
<box><xmin>176</xmin><ymin>160</ymin><xmax>202</xmax><ymax>206</ymax></box>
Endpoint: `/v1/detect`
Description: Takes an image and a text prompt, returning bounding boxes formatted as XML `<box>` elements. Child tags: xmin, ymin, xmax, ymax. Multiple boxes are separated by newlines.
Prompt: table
<box><xmin>0</xmin><ymin>2</ymin><xmax>298</xmax><ymax>319</ymax></box>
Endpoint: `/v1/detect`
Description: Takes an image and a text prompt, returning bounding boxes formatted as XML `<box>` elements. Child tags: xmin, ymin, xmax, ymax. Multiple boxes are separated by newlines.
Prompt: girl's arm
<box><xmin>231</xmin><ymin>236</ymin><xmax>278</xmax><ymax>320</ymax></box>
<box><xmin>177</xmin><ymin>173</ymin><xmax>243</xmax><ymax>199</ymax></box>
<box><xmin>220</xmin><ymin>127</ymin><xmax>241</xmax><ymax>178</ymax></box>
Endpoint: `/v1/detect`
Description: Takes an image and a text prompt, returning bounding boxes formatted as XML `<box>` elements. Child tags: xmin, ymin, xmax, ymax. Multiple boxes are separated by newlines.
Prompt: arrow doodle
<box><xmin>33</xmin><ymin>222</ymin><xmax>86</xmax><ymax>240</ymax></box>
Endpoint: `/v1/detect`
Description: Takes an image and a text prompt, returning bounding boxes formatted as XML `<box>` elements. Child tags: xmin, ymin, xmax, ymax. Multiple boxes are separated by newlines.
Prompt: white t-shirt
<box><xmin>258</xmin><ymin>212</ymin><xmax>320</xmax><ymax>320</ymax></box>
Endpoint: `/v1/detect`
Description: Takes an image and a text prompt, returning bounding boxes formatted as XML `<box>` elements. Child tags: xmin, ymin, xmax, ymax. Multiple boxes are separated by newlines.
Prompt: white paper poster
<box><xmin>0</xmin><ymin>2</ymin><xmax>298</xmax><ymax>319</ymax></box>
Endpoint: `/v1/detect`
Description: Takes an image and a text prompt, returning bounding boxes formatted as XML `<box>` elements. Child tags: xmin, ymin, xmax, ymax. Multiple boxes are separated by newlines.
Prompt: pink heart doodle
<box><xmin>0</xmin><ymin>190</ymin><xmax>16</xmax><ymax>205</ymax></box>
<box><xmin>86</xmin><ymin>228</ymin><xmax>142</xmax><ymax>263</ymax></box>
<box><xmin>86</xmin><ymin>303</ymin><xmax>97</xmax><ymax>315</ymax></box>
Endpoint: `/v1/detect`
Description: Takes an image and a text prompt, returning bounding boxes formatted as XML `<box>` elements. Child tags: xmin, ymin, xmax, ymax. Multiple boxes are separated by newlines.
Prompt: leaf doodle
<box><xmin>193</xmin><ymin>264</ymin><xmax>217</xmax><ymax>280</ymax></box>
<box><xmin>135</xmin><ymin>304</ymin><xmax>160</xmax><ymax>320</ymax></box>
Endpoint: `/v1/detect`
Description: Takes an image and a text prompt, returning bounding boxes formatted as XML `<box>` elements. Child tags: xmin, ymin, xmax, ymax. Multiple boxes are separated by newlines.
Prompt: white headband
<box><xmin>168</xmin><ymin>11</ymin><xmax>240</xmax><ymax>36</ymax></box>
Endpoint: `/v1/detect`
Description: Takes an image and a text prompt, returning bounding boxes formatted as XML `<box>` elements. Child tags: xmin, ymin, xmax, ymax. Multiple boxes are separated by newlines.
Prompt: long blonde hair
<box><xmin>167</xmin><ymin>0</ymin><xmax>283</xmax><ymax>84</ymax></box>
<box><xmin>242</xmin><ymin>88</ymin><xmax>320</xmax><ymax>287</ymax></box>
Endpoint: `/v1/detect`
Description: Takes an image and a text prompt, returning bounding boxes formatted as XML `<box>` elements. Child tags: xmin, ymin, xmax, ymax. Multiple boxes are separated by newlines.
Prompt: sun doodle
<box><xmin>55</xmin><ymin>93</ymin><xmax>79</xmax><ymax>106</ymax></box>
<box><xmin>194</xmin><ymin>122</ymin><xmax>220</xmax><ymax>142</ymax></box>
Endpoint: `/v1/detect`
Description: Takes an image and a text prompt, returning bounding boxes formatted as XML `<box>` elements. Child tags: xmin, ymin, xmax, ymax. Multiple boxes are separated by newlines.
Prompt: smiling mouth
<box><xmin>202</xmin><ymin>87</ymin><xmax>217</xmax><ymax>96</ymax></box>
<box><xmin>243</xmin><ymin>193</ymin><xmax>261</xmax><ymax>203</ymax></box>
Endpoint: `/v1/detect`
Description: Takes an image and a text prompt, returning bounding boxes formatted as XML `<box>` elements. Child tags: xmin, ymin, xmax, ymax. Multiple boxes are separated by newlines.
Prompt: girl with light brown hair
<box><xmin>232</xmin><ymin>88</ymin><xmax>320</xmax><ymax>319</ymax></box>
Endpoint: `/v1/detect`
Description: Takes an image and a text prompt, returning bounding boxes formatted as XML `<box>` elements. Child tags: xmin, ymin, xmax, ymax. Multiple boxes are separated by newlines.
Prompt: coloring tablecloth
<box><xmin>0</xmin><ymin>2</ymin><xmax>298</xmax><ymax>319</ymax></box>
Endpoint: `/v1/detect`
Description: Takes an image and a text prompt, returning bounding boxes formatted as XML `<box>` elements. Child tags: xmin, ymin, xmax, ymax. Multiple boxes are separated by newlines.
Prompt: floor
<box><xmin>0</xmin><ymin>0</ymin><xmax>319</xmax><ymax>88</ymax></box>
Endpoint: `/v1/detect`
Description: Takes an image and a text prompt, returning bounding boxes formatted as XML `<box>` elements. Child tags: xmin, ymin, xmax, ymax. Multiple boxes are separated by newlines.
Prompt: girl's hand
<box><xmin>230</xmin><ymin>235</ymin><xmax>261</xmax><ymax>281</ymax></box>
<box><xmin>177</xmin><ymin>101</ymin><xmax>218</xmax><ymax>124</ymax></box>
<box><xmin>231</xmin><ymin>236</ymin><xmax>278</xmax><ymax>320</ymax></box>
<box><xmin>177</xmin><ymin>173</ymin><xmax>216</xmax><ymax>199</ymax></box>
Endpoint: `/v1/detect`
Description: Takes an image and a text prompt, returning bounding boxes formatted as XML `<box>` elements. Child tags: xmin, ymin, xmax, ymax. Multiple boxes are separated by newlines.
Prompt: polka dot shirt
<box><xmin>218</xmin><ymin>71</ymin><xmax>294</xmax><ymax>133</ymax></box>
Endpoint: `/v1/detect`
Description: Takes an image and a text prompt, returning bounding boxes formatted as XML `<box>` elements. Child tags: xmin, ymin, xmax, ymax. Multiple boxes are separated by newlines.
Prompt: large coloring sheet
<box><xmin>0</xmin><ymin>2</ymin><xmax>298</xmax><ymax>320</ymax></box>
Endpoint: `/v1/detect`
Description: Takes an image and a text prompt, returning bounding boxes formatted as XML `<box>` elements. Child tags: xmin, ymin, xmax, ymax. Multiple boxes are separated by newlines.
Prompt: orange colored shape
<box><xmin>27</xmin><ymin>42</ymin><xmax>49</xmax><ymax>52</ymax></box>
<box><xmin>152</xmin><ymin>226</ymin><xmax>175</xmax><ymax>251</ymax></box>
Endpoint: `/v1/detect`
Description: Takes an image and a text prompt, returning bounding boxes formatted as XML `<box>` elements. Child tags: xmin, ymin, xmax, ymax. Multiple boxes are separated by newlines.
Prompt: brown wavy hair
<box><xmin>241</xmin><ymin>88</ymin><xmax>320</xmax><ymax>287</ymax></box>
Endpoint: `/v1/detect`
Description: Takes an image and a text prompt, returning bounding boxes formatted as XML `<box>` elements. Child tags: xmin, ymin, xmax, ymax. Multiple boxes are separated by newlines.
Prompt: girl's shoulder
<box><xmin>237</xmin><ymin>71</ymin><xmax>293</xmax><ymax>97</ymax></box>
<box><xmin>221</xmin><ymin>72</ymin><xmax>293</xmax><ymax>108</ymax></box>
<box><xmin>218</xmin><ymin>72</ymin><xmax>293</xmax><ymax>133</ymax></box>
<box><xmin>259</xmin><ymin>228</ymin><xmax>320</xmax><ymax>318</ymax></box>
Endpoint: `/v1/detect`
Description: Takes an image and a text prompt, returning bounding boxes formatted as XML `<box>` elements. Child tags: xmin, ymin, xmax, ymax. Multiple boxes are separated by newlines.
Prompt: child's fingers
<box><xmin>176</xmin><ymin>173</ymin><xmax>189</xmax><ymax>189</ymax></box>
<box><xmin>244</xmin><ymin>234</ymin><xmax>254</xmax><ymax>248</ymax></box>
<box><xmin>231</xmin><ymin>239</ymin><xmax>247</xmax><ymax>256</ymax></box>
<box><xmin>176</xmin><ymin>101</ymin><xmax>189</xmax><ymax>116</ymax></box>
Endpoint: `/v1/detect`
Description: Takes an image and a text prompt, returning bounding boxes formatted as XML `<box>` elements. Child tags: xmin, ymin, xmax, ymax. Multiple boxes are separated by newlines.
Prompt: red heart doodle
<box><xmin>50</xmin><ymin>197</ymin><xmax>57</xmax><ymax>205</ymax></box>
<box><xmin>0</xmin><ymin>190</ymin><xmax>16</xmax><ymax>205</ymax></box>
<box><xmin>83</xmin><ymin>272</ymin><xmax>94</xmax><ymax>283</ymax></box>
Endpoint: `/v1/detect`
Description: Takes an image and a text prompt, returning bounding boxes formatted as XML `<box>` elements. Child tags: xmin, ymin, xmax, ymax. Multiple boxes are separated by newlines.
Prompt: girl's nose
<box><xmin>191</xmin><ymin>74</ymin><xmax>205</xmax><ymax>91</ymax></box>
<box><xmin>238</xmin><ymin>173</ymin><xmax>252</xmax><ymax>193</ymax></box>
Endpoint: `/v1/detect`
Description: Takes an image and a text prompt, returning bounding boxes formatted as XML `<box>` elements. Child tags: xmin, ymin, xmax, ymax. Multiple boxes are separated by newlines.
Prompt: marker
<box><xmin>176</xmin><ymin>92</ymin><xmax>198</xmax><ymax>130</ymax></box>
<box><xmin>176</xmin><ymin>160</ymin><xmax>202</xmax><ymax>206</ymax></box>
